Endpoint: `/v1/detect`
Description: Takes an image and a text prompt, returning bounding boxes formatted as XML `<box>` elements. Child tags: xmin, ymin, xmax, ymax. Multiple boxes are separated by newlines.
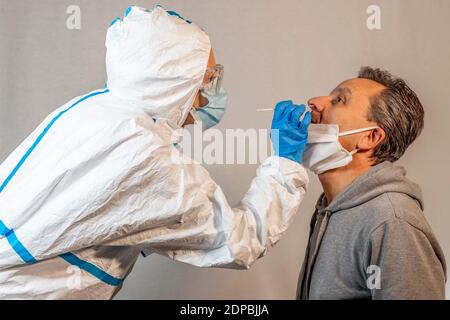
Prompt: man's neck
<box><xmin>318</xmin><ymin>159</ymin><xmax>373</xmax><ymax>205</ymax></box>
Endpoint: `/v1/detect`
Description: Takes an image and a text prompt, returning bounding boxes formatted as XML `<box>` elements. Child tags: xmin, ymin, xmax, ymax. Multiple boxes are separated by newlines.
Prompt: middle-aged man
<box><xmin>297</xmin><ymin>67</ymin><xmax>447</xmax><ymax>300</ymax></box>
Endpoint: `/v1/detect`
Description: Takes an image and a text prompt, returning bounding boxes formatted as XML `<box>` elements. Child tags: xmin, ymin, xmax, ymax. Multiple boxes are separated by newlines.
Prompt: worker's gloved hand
<box><xmin>270</xmin><ymin>100</ymin><xmax>311</xmax><ymax>164</ymax></box>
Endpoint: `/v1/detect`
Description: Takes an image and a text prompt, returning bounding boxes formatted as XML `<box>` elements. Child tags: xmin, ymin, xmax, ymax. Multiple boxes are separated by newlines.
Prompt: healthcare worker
<box><xmin>0</xmin><ymin>6</ymin><xmax>311</xmax><ymax>299</ymax></box>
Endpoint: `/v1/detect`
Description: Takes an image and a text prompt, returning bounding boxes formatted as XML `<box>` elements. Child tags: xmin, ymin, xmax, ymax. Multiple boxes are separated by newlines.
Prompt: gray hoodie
<box><xmin>297</xmin><ymin>162</ymin><xmax>447</xmax><ymax>300</ymax></box>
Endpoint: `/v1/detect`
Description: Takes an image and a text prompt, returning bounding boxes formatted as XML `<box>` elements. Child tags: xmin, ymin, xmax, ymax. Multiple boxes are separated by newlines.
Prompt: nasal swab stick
<box><xmin>256</xmin><ymin>106</ymin><xmax>312</xmax><ymax>121</ymax></box>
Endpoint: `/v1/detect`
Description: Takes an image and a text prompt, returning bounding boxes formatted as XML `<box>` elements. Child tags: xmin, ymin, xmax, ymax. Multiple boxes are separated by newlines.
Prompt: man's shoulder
<box><xmin>358</xmin><ymin>191</ymin><xmax>432</xmax><ymax>237</ymax></box>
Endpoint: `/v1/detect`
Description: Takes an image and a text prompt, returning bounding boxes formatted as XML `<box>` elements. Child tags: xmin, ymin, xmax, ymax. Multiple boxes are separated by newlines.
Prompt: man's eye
<box><xmin>332</xmin><ymin>97</ymin><xmax>343</xmax><ymax>104</ymax></box>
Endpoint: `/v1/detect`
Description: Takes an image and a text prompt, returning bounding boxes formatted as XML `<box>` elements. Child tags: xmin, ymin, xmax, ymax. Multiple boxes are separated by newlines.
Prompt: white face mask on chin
<box><xmin>303</xmin><ymin>124</ymin><xmax>379</xmax><ymax>175</ymax></box>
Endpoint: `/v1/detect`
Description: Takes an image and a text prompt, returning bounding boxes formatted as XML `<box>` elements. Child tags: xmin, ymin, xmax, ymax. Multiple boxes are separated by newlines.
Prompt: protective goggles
<box><xmin>200</xmin><ymin>64</ymin><xmax>224</xmax><ymax>96</ymax></box>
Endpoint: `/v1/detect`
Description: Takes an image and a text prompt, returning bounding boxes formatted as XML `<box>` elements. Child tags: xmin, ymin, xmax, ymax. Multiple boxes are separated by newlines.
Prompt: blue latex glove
<box><xmin>270</xmin><ymin>100</ymin><xmax>311</xmax><ymax>164</ymax></box>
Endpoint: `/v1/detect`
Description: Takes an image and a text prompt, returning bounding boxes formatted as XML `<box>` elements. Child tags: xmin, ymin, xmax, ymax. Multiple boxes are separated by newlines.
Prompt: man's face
<box><xmin>308</xmin><ymin>78</ymin><xmax>385</xmax><ymax>151</ymax></box>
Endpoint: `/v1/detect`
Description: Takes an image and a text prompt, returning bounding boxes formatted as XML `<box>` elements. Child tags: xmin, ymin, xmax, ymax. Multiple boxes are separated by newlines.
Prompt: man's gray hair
<box><xmin>358</xmin><ymin>67</ymin><xmax>424</xmax><ymax>164</ymax></box>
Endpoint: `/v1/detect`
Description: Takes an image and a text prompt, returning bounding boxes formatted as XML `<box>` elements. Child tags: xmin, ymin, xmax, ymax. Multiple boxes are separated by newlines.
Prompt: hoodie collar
<box><xmin>316</xmin><ymin>161</ymin><xmax>424</xmax><ymax>214</ymax></box>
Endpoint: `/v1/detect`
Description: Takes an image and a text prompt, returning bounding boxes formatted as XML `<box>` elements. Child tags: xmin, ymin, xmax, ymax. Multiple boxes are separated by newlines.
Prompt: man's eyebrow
<box><xmin>331</xmin><ymin>87</ymin><xmax>352</xmax><ymax>96</ymax></box>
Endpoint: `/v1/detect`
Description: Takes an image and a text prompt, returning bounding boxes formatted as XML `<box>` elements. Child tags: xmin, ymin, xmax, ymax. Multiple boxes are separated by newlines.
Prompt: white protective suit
<box><xmin>0</xmin><ymin>6</ymin><xmax>308</xmax><ymax>299</ymax></box>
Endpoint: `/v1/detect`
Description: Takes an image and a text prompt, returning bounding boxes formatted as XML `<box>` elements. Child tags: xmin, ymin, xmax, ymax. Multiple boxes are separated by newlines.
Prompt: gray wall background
<box><xmin>0</xmin><ymin>0</ymin><xmax>448</xmax><ymax>299</ymax></box>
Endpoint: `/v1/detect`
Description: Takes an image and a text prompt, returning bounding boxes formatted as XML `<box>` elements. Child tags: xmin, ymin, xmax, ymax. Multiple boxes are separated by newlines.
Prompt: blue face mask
<box><xmin>191</xmin><ymin>86</ymin><xmax>228</xmax><ymax>130</ymax></box>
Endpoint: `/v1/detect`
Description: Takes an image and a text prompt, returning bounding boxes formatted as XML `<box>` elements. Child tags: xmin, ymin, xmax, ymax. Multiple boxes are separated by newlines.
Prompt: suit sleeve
<box><xmin>106</xmin><ymin>143</ymin><xmax>309</xmax><ymax>269</ymax></box>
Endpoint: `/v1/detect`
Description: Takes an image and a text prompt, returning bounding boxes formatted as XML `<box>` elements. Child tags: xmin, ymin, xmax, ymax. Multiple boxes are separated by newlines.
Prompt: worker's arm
<box><xmin>107</xmin><ymin>101</ymin><xmax>311</xmax><ymax>269</ymax></box>
<box><xmin>108</xmin><ymin>150</ymin><xmax>308</xmax><ymax>269</ymax></box>
<box><xmin>0</xmin><ymin>101</ymin><xmax>310</xmax><ymax>272</ymax></box>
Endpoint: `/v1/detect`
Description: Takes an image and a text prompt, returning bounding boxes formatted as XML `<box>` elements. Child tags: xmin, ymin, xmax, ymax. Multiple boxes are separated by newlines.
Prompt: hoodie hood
<box><xmin>105</xmin><ymin>6</ymin><xmax>211</xmax><ymax>127</ymax></box>
<box><xmin>317</xmin><ymin>161</ymin><xmax>424</xmax><ymax>214</ymax></box>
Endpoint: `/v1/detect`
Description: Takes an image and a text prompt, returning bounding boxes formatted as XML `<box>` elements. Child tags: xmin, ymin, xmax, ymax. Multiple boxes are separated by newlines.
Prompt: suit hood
<box><xmin>105</xmin><ymin>6</ymin><xmax>211</xmax><ymax>127</ymax></box>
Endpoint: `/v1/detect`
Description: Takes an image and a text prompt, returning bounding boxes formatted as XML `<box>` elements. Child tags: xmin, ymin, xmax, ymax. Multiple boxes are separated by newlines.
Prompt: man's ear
<box><xmin>357</xmin><ymin>127</ymin><xmax>386</xmax><ymax>151</ymax></box>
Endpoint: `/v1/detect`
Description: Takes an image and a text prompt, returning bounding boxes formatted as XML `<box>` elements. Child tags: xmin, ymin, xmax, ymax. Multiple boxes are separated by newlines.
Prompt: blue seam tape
<box><xmin>110</xmin><ymin>17</ymin><xmax>120</xmax><ymax>27</ymax></box>
<box><xmin>0</xmin><ymin>220</ymin><xmax>37</xmax><ymax>264</ymax></box>
<box><xmin>125</xmin><ymin>6</ymin><xmax>133</xmax><ymax>17</ymax></box>
<box><xmin>60</xmin><ymin>253</ymin><xmax>123</xmax><ymax>286</ymax></box>
<box><xmin>0</xmin><ymin>220</ymin><xmax>8</xmax><ymax>235</ymax></box>
<box><xmin>0</xmin><ymin>89</ymin><xmax>109</xmax><ymax>193</ymax></box>
<box><xmin>167</xmin><ymin>10</ymin><xmax>192</xmax><ymax>24</ymax></box>
<box><xmin>0</xmin><ymin>88</ymin><xmax>120</xmax><ymax>286</ymax></box>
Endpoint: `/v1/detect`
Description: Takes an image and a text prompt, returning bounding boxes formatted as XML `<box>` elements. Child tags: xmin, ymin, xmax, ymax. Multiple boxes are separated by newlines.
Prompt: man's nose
<box><xmin>307</xmin><ymin>96</ymin><xmax>329</xmax><ymax>112</ymax></box>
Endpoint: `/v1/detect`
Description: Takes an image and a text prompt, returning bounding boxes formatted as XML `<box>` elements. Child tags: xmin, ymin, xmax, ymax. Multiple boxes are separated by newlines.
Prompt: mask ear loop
<box><xmin>338</xmin><ymin>126</ymin><xmax>379</xmax><ymax>137</ymax></box>
<box><xmin>339</xmin><ymin>126</ymin><xmax>379</xmax><ymax>155</ymax></box>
